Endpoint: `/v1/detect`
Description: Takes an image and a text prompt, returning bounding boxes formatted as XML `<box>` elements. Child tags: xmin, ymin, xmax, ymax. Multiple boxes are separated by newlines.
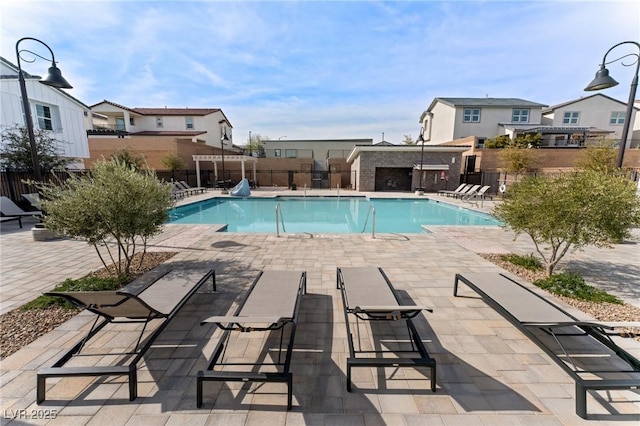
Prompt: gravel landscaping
<box><xmin>0</xmin><ymin>251</ymin><xmax>176</xmax><ymax>359</ymax></box>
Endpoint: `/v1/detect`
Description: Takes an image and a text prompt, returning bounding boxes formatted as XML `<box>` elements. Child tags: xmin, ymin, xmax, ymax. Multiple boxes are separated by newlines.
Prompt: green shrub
<box><xmin>500</xmin><ymin>253</ymin><xmax>543</xmax><ymax>271</ymax></box>
<box><xmin>21</xmin><ymin>275</ymin><xmax>128</xmax><ymax>310</ymax></box>
<box><xmin>533</xmin><ymin>272</ymin><xmax>622</xmax><ymax>304</ymax></box>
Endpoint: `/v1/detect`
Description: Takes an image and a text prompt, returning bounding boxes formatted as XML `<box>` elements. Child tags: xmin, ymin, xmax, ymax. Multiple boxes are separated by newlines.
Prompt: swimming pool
<box><xmin>168</xmin><ymin>197</ymin><xmax>501</xmax><ymax>233</ymax></box>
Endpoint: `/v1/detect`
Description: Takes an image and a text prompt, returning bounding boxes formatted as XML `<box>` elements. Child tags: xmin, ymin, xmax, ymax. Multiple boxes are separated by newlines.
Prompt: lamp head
<box><xmin>416</xmin><ymin>128</ymin><xmax>425</xmax><ymax>144</ymax></box>
<box><xmin>221</xmin><ymin>131</ymin><xmax>229</xmax><ymax>142</ymax></box>
<box><xmin>584</xmin><ymin>65</ymin><xmax>619</xmax><ymax>91</ymax></box>
<box><xmin>40</xmin><ymin>64</ymin><xmax>73</xmax><ymax>89</ymax></box>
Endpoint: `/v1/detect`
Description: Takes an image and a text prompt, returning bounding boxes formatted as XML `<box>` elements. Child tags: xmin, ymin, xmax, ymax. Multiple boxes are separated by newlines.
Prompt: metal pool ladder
<box><xmin>361</xmin><ymin>203</ymin><xmax>376</xmax><ymax>238</ymax></box>
<box><xmin>275</xmin><ymin>203</ymin><xmax>287</xmax><ymax>237</ymax></box>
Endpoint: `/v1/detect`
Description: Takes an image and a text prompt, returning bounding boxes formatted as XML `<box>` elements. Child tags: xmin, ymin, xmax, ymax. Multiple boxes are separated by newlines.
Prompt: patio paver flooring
<box><xmin>1</xmin><ymin>189</ymin><xmax>639</xmax><ymax>425</ymax></box>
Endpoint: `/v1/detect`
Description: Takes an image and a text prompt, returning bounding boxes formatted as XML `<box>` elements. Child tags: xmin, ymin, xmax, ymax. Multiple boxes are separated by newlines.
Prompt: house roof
<box><xmin>420</xmin><ymin>97</ymin><xmax>547</xmax><ymax>122</ymax></box>
<box><xmin>346</xmin><ymin>144</ymin><xmax>468</xmax><ymax>163</ymax></box>
<box><xmin>541</xmin><ymin>93</ymin><xmax>639</xmax><ymax>113</ymax></box>
<box><xmin>90</xmin><ymin>100</ymin><xmax>233</xmax><ymax>127</ymax></box>
<box><xmin>0</xmin><ymin>56</ymin><xmax>90</xmax><ymax>110</ymax></box>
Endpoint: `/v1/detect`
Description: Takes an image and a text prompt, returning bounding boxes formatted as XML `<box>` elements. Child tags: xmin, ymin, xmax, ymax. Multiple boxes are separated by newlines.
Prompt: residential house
<box><xmin>419</xmin><ymin>97</ymin><xmax>548</xmax><ymax>147</ymax></box>
<box><xmin>90</xmin><ymin>100</ymin><xmax>233</xmax><ymax>147</ymax></box>
<box><xmin>0</xmin><ymin>56</ymin><xmax>90</xmax><ymax>168</ymax></box>
<box><xmin>87</xmin><ymin>100</ymin><xmax>239</xmax><ymax>170</ymax></box>
<box><xmin>542</xmin><ymin>93</ymin><xmax>639</xmax><ymax>148</ymax></box>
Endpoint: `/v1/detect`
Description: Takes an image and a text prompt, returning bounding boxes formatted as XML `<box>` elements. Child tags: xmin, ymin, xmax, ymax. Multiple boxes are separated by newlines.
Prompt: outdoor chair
<box><xmin>0</xmin><ymin>196</ymin><xmax>43</xmax><ymax>227</ymax></box>
<box><xmin>452</xmin><ymin>184</ymin><xmax>481</xmax><ymax>199</ymax></box>
<box><xmin>37</xmin><ymin>267</ymin><xmax>216</xmax><ymax>403</ymax></box>
<box><xmin>0</xmin><ymin>216</ymin><xmax>21</xmax><ymax>227</ymax></box>
<box><xmin>179</xmin><ymin>180</ymin><xmax>206</xmax><ymax>194</ymax></box>
<box><xmin>454</xmin><ymin>272</ymin><xmax>640</xmax><ymax>419</ymax></box>
<box><xmin>461</xmin><ymin>185</ymin><xmax>493</xmax><ymax>204</ymax></box>
<box><xmin>438</xmin><ymin>183</ymin><xmax>473</xmax><ymax>197</ymax></box>
<box><xmin>336</xmin><ymin>267</ymin><xmax>437</xmax><ymax>392</ymax></box>
<box><xmin>437</xmin><ymin>183</ymin><xmax>466</xmax><ymax>196</ymax></box>
<box><xmin>22</xmin><ymin>193</ymin><xmax>42</xmax><ymax>210</ymax></box>
<box><xmin>197</xmin><ymin>270</ymin><xmax>306</xmax><ymax>409</ymax></box>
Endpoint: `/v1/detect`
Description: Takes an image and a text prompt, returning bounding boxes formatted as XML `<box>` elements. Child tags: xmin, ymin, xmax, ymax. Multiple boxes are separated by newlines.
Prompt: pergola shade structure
<box><xmin>192</xmin><ymin>155</ymin><xmax>258</xmax><ymax>188</ymax></box>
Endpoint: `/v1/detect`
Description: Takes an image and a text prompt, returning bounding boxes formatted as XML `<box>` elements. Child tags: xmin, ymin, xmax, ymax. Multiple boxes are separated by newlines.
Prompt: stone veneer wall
<box><xmin>355</xmin><ymin>150</ymin><xmax>462</xmax><ymax>192</ymax></box>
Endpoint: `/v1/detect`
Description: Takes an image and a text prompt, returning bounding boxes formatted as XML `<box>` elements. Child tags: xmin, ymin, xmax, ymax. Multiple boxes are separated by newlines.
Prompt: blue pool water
<box><xmin>168</xmin><ymin>197</ymin><xmax>501</xmax><ymax>233</ymax></box>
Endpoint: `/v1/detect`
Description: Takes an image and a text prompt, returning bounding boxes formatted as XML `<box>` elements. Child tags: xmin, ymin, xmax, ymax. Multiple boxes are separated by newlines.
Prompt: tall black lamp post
<box><xmin>416</xmin><ymin>127</ymin><xmax>426</xmax><ymax>194</ymax></box>
<box><xmin>220</xmin><ymin>130</ymin><xmax>229</xmax><ymax>194</ymax></box>
<box><xmin>15</xmin><ymin>37</ymin><xmax>73</xmax><ymax>182</ymax></box>
<box><xmin>584</xmin><ymin>41</ymin><xmax>639</xmax><ymax>168</ymax></box>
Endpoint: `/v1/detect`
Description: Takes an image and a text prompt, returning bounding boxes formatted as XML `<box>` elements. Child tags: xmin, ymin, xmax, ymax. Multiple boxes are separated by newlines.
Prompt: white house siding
<box><xmin>425</xmin><ymin>102</ymin><xmax>455</xmax><ymax>144</ymax></box>
<box><xmin>544</xmin><ymin>95</ymin><xmax>637</xmax><ymax>147</ymax></box>
<box><xmin>0</xmin><ymin>78</ymin><xmax>90</xmax><ymax>161</ymax></box>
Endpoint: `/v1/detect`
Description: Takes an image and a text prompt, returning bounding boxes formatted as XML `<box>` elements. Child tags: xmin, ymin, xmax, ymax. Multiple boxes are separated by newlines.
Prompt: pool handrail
<box><xmin>361</xmin><ymin>203</ymin><xmax>376</xmax><ymax>238</ymax></box>
<box><xmin>275</xmin><ymin>203</ymin><xmax>287</xmax><ymax>237</ymax></box>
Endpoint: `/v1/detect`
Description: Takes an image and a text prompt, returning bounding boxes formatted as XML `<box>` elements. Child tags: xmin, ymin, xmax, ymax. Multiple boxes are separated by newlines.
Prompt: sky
<box><xmin>1</xmin><ymin>0</ymin><xmax>639</xmax><ymax>146</ymax></box>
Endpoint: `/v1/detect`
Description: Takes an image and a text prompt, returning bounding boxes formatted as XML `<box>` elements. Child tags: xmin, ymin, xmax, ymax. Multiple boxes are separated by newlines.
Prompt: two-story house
<box><xmin>419</xmin><ymin>97</ymin><xmax>548</xmax><ymax>147</ymax></box>
<box><xmin>0</xmin><ymin>57</ymin><xmax>90</xmax><ymax>168</ymax></box>
<box><xmin>90</xmin><ymin>100</ymin><xmax>233</xmax><ymax>147</ymax></box>
<box><xmin>87</xmin><ymin>100</ymin><xmax>239</xmax><ymax>170</ymax></box>
<box><xmin>542</xmin><ymin>94</ymin><xmax>639</xmax><ymax>148</ymax></box>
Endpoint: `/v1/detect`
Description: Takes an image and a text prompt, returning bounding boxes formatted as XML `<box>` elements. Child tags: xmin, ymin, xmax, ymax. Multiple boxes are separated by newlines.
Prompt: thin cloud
<box><xmin>1</xmin><ymin>0</ymin><xmax>638</xmax><ymax>144</ymax></box>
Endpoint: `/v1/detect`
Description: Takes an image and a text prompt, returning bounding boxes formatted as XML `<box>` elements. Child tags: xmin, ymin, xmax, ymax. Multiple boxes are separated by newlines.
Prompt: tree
<box><xmin>499</xmin><ymin>146</ymin><xmax>538</xmax><ymax>175</ymax></box>
<box><xmin>484</xmin><ymin>135</ymin><xmax>511</xmax><ymax>149</ymax></box>
<box><xmin>246</xmin><ymin>133</ymin><xmax>270</xmax><ymax>157</ymax></box>
<box><xmin>403</xmin><ymin>135</ymin><xmax>415</xmax><ymax>145</ymax></box>
<box><xmin>38</xmin><ymin>158</ymin><xmax>174</xmax><ymax>277</ymax></box>
<box><xmin>162</xmin><ymin>151</ymin><xmax>187</xmax><ymax>170</ymax></box>
<box><xmin>493</xmin><ymin>170</ymin><xmax>640</xmax><ymax>276</ymax></box>
<box><xmin>111</xmin><ymin>147</ymin><xmax>146</xmax><ymax>170</ymax></box>
<box><xmin>0</xmin><ymin>125</ymin><xmax>75</xmax><ymax>171</ymax></box>
<box><xmin>577</xmin><ymin>139</ymin><xmax>617</xmax><ymax>174</ymax></box>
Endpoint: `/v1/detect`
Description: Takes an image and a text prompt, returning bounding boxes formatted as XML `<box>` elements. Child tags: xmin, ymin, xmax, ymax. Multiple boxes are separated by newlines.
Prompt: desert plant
<box><xmin>111</xmin><ymin>147</ymin><xmax>146</xmax><ymax>170</ymax></box>
<box><xmin>494</xmin><ymin>170</ymin><xmax>640</xmax><ymax>276</ymax></box>
<box><xmin>162</xmin><ymin>151</ymin><xmax>187</xmax><ymax>170</ymax></box>
<box><xmin>38</xmin><ymin>158</ymin><xmax>174</xmax><ymax>277</ymax></box>
<box><xmin>578</xmin><ymin>139</ymin><xmax>618</xmax><ymax>174</ymax></box>
<box><xmin>533</xmin><ymin>272</ymin><xmax>622</xmax><ymax>304</ymax></box>
<box><xmin>500</xmin><ymin>253</ymin><xmax>543</xmax><ymax>271</ymax></box>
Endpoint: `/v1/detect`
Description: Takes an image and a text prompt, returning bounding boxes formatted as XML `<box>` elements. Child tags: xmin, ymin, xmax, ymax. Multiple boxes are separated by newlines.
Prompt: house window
<box><xmin>185</xmin><ymin>117</ymin><xmax>194</xmax><ymax>129</ymax></box>
<box><xmin>274</xmin><ymin>149</ymin><xmax>281</xmax><ymax>157</ymax></box>
<box><xmin>562</xmin><ymin>111</ymin><xmax>580</xmax><ymax>124</ymax></box>
<box><xmin>463</xmin><ymin>108</ymin><xmax>481</xmax><ymax>123</ymax></box>
<box><xmin>476</xmin><ymin>137</ymin><xmax>486</xmax><ymax>148</ymax></box>
<box><xmin>285</xmin><ymin>149</ymin><xmax>297</xmax><ymax>158</ymax></box>
<box><xmin>512</xmin><ymin>108</ymin><xmax>530</xmax><ymax>123</ymax></box>
<box><xmin>129</xmin><ymin>117</ymin><xmax>135</xmax><ymax>125</ymax></box>
<box><xmin>610</xmin><ymin>111</ymin><xmax>625</xmax><ymax>125</ymax></box>
<box><xmin>115</xmin><ymin>117</ymin><xmax>125</xmax><ymax>131</ymax></box>
<box><xmin>156</xmin><ymin>117</ymin><xmax>164</xmax><ymax>128</ymax></box>
<box><xmin>35</xmin><ymin>104</ymin><xmax>54</xmax><ymax>130</ymax></box>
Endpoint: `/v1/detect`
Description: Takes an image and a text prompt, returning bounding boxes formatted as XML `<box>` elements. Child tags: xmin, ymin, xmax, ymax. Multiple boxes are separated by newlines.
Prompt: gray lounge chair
<box><xmin>452</xmin><ymin>184</ymin><xmax>481</xmax><ymax>199</ymax></box>
<box><xmin>0</xmin><ymin>196</ymin><xmax>43</xmax><ymax>226</ymax></box>
<box><xmin>454</xmin><ymin>273</ymin><xmax>640</xmax><ymax>419</ymax></box>
<box><xmin>197</xmin><ymin>270</ymin><xmax>306</xmax><ymax>409</ymax></box>
<box><xmin>438</xmin><ymin>183</ymin><xmax>466</xmax><ymax>196</ymax></box>
<box><xmin>0</xmin><ymin>216</ymin><xmax>22</xmax><ymax>227</ymax></box>
<box><xmin>337</xmin><ymin>267</ymin><xmax>437</xmax><ymax>392</ymax></box>
<box><xmin>22</xmin><ymin>193</ymin><xmax>42</xmax><ymax>210</ymax></box>
<box><xmin>37</xmin><ymin>267</ymin><xmax>215</xmax><ymax>403</ymax></box>
<box><xmin>179</xmin><ymin>180</ymin><xmax>206</xmax><ymax>194</ymax></box>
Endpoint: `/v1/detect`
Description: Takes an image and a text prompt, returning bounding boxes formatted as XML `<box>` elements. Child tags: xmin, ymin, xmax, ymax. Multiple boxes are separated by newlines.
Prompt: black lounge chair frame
<box><xmin>37</xmin><ymin>268</ymin><xmax>216</xmax><ymax>403</ymax></box>
<box><xmin>454</xmin><ymin>272</ymin><xmax>640</xmax><ymax>419</ymax></box>
<box><xmin>337</xmin><ymin>267</ymin><xmax>437</xmax><ymax>392</ymax></box>
<box><xmin>197</xmin><ymin>271</ymin><xmax>306</xmax><ymax>410</ymax></box>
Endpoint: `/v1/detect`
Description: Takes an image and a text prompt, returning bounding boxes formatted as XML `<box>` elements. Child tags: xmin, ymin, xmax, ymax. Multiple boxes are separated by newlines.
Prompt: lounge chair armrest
<box><xmin>351</xmin><ymin>305</ymin><xmax>432</xmax><ymax>320</ymax></box>
<box><xmin>201</xmin><ymin>315</ymin><xmax>293</xmax><ymax>331</ymax></box>
<box><xmin>522</xmin><ymin>321</ymin><xmax>617</xmax><ymax>330</ymax></box>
